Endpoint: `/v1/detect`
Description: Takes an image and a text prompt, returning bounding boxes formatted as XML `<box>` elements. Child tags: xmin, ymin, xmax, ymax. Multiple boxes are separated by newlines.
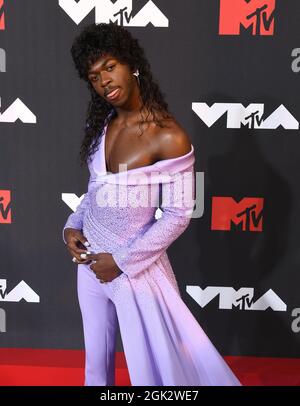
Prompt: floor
<box><xmin>0</xmin><ymin>349</ymin><xmax>299</xmax><ymax>386</ymax></box>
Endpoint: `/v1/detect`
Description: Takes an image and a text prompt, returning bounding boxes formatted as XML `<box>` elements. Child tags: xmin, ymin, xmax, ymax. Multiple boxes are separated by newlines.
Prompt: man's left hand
<box><xmin>84</xmin><ymin>252</ymin><xmax>123</xmax><ymax>283</ymax></box>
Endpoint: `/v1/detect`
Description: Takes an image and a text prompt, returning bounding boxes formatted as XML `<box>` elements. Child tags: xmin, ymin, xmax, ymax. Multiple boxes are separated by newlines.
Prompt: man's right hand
<box><xmin>64</xmin><ymin>228</ymin><xmax>92</xmax><ymax>264</ymax></box>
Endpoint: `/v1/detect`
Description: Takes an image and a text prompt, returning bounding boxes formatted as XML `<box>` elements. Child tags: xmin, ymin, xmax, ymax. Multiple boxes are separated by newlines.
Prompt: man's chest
<box><xmin>104</xmin><ymin>124</ymin><xmax>159</xmax><ymax>174</ymax></box>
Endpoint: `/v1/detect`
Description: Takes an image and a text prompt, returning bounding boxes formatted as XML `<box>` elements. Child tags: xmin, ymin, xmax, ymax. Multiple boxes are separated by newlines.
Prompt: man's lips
<box><xmin>105</xmin><ymin>87</ymin><xmax>121</xmax><ymax>100</ymax></box>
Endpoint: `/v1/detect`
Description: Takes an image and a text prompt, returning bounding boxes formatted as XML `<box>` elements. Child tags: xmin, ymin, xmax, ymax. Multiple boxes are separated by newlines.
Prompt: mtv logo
<box><xmin>59</xmin><ymin>0</ymin><xmax>168</xmax><ymax>27</ymax></box>
<box><xmin>0</xmin><ymin>98</ymin><xmax>36</xmax><ymax>123</ymax></box>
<box><xmin>0</xmin><ymin>190</ymin><xmax>11</xmax><ymax>224</ymax></box>
<box><xmin>186</xmin><ymin>286</ymin><xmax>287</xmax><ymax>311</ymax></box>
<box><xmin>0</xmin><ymin>279</ymin><xmax>40</xmax><ymax>303</ymax></box>
<box><xmin>62</xmin><ymin>193</ymin><xmax>86</xmax><ymax>212</ymax></box>
<box><xmin>211</xmin><ymin>197</ymin><xmax>264</xmax><ymax>232</ymax></box>
<box><xmin>192</xmin><ymin>103</ymin><xmax>299</xmax><ymax>130</ymax></box>
<box><xmin>219</xmin><ymin>0</ymin><xmax>275</xmax><ymax>36</ymax></box>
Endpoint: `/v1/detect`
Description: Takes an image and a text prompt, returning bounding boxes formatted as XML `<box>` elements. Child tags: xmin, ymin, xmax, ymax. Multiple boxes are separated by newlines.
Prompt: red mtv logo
<box><xmin>219</xmin><ymin>0</ymin><xmax>275</xmax><ymax>35</ymax></box>
<box><xmin>0</xmin><ymin>190</ymin><xmax>11</xmax><ymax>223</ymax></box>
<box><xmin>211</xmin><ymin>197</ymin><xmax>263</xmax><ymax>231</ymax></box>
<box><xmin>0</xmin><ymin>0</ymin><xmax>4</xmax><ymax>30</ymax></box>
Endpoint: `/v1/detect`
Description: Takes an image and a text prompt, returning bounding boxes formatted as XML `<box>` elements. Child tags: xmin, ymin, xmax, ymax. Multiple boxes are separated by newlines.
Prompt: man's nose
<box><xmin>100</xmin><ymin>72</ymin><xmax>111</xmax><ymax>87</ymax></box>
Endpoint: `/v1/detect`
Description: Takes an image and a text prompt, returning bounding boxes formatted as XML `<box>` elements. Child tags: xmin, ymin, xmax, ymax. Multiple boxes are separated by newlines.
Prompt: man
<box><xmin>63</xmin><ymin>22</ymin><xmax>241</xmax><ymax>386</ymax></box>
<box><xmin>65</xmin><ymin>24</ymin><xmax>191</xmax><ymax>282</ymax></box>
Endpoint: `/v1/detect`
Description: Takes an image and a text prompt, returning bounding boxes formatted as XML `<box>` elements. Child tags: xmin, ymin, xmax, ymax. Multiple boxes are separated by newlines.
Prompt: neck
<box><xmin>114</xmin><ymin>82</ymin><xmax>145</xmax><ymax>124</ymax></box>
<box><xmin>115</xmin><ymin>106</ymin><xmax>143</xmax><ymax>124</ymax></box>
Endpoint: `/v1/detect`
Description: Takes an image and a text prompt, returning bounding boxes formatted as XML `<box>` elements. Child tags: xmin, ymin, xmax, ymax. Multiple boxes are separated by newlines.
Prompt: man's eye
<box><xmin>90</xmin><ymin>76</ymin><xmax>98</xmax><ymax>82</ymax></box>
<box><xmin>107</xmin><ymin>65</ymin><xmax>115</xmax><ymax>71</ymax></box>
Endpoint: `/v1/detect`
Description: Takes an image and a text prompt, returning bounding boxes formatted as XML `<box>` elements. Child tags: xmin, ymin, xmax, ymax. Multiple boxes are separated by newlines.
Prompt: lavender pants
<box><xmin>77</xmin><ymin>263</ymin><xmax>159</xmax><ymax>386</ymax></box>
<box><xmin>77</xmin><ymin>263</ymin><xmax>242</xmax><ymax>387</ymax></box>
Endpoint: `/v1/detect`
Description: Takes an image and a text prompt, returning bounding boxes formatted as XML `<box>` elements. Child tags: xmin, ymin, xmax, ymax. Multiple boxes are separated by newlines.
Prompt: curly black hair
<box><xmin>70</xmin><ymin>22</ymin><xmax>173</xmax><ymax>166</ymax></box>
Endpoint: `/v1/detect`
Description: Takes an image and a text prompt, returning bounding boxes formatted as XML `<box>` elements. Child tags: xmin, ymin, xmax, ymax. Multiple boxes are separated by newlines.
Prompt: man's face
<box><xmin>87</xmin><ymin>53</ymin><xmax>136</xmax><ymax>106</ymax></box>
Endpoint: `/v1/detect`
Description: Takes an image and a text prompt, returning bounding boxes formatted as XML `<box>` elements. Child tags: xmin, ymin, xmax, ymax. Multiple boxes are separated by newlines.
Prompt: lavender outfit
<box><xmin>63</xmin><ymin>113</ymin><xmax>241</xmax><ymax>386</ymax></box>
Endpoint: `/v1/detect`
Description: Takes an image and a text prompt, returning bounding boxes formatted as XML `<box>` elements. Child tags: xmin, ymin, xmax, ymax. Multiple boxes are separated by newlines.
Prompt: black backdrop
<box><xmin>0</xmin><ymin>0</ymin><xmax>300</xmax><ymax>358</ymax></box>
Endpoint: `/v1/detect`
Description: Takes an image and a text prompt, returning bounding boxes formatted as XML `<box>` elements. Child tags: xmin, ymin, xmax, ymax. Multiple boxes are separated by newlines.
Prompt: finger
<box><xmin>69</xmin><ymin>248</ymin><xmax>92</xmax><ymax>264</ymax></box>
<box><xmin>72</xmin><ymin>246</ymin><xmax>91</xmax><ymax>256</ymax></box>
<box><xmin>71</xmin><ymin>257</ymin><xmax>91</xmax><ymax>265</ymax></box>
<box><xmin>67</xmin><ymin>245</ymin><xmax>87</xmax><ymax>254</ymax></box>
<box><xmin>79</xmin><ymin>251</ymin><xmax>98</xmax><ymax>262</ymax></box>
<box><xmin>68</xmin><ymin>239</ymin><xmax>87</xmax><ymax>252</ymax></box>
<box><xmin>78</xmin><ymin>259</ymin><xmax>92</xmax><ymax>265</ymax></box>
<box><xmin>72</xmin><ymin>257</ymin><xmax>91</xmax><ymax>264</ymax></box>
<box><xmin>89</xmin><ymin>264</ymin><xmax>100</xmax><ymax>273</ymax></box>
<box><xmin>80</xmin><ymin>251</ymin><xmax>96</xmax><ymax>260</ymax></box>
<box><xmin>82</xmin><ymin>253</ymin><xmax>99</xmax><ymax>261</ymax></box>
<box><xmin>95</xmin><ymin>274</ymin><xmax>106</xmax><ymax>282</ymax></box>
<box><xmin>77</xmin><ymin>235</ymin><xmax>91</xmax><ymax>248</ymax></box>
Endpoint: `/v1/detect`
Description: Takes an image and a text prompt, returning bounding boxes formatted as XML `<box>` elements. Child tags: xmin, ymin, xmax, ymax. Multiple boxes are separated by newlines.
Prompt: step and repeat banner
<box><xmin>0</xmin><ymin>1</ymin><xmax>300</xmax><ymax>358</ymax></box>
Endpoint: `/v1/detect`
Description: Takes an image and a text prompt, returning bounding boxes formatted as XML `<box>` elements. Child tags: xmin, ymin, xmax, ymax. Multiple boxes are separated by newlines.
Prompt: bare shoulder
<box><xmin>152</xmin><ymin>118</ymin><xmax>192</xmax><ymax>161</ymax></box>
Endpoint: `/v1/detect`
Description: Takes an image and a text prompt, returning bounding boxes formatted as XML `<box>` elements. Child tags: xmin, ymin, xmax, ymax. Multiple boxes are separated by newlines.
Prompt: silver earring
<box><xmin>133</xmin><ymin>69</ymin><xmax>140</xmax><ymax>85</ymax></box>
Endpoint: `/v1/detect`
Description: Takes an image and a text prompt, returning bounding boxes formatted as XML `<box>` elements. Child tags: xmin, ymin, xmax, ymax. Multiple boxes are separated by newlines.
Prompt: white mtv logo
<box><xmin>59</xmin><ymin>0</ymin><xmax>168</xmax><ymax>27</ymax></box>
<box><xmin>0</xmin><ymin>97</ymin><xmax>36</xmax><ymax>123</ymax></box>
<box><xmin>0</xmin><ymin>279</ymin><xmax>40</xmax><ymax>303</ymax></box>
<box><xmin>186</xmin><ymin>286</ymin><xmax>287</xmax><ymax>311</ymax></box>
<box><xmin>62</xmin><ymin>193</ymin><xmax>85</xmax><ymax>212</ymax></box>
<box><xmin>192</xmin><ymin>103</ymin><xmax>299</xmax><ymax>130</ymax></box>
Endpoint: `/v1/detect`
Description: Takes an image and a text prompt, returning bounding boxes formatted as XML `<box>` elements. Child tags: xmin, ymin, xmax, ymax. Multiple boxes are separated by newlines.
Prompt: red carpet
<box><xmin>0</xmin><ymin>349</ymin><xmax>299</xmax><ymax>386</ymax></box>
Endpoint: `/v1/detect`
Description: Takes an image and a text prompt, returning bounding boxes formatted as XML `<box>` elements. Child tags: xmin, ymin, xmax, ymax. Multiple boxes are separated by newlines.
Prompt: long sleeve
<box><xmin>112</xmin><ymin>166</ymin><xmax>195</xmax><ymax>278</ymax></box>
<box><xmin>62</xmin><ymin>179</ymin><xmax>92</xmax><ymax>244</ymax></box>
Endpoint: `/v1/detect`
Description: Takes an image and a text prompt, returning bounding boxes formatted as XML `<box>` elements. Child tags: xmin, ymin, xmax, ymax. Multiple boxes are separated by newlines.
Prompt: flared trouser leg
<box><xmin>108</xmin><ymin>274</ymin><xmax>163</xmax><ymax>386</ymax></box>
<box><xmin>77</xmin><ymin>267</ymin><xmax>159</xmax><ymax>386</ymax></box>
<box><xmin>77</xmin><ymin>264</ymin><xmax>118</xmax><ymax>386</ymax></box>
